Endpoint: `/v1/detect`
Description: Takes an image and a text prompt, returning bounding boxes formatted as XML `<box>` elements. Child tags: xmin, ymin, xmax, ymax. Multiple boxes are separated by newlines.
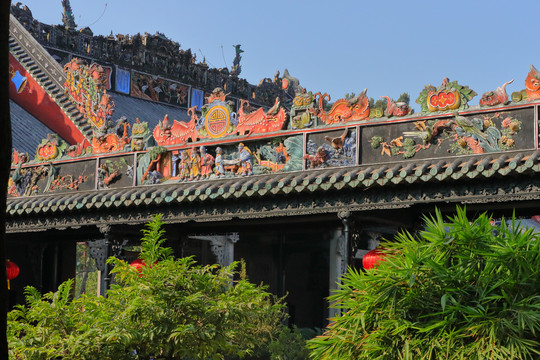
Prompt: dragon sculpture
<box><xmin>153</xmin><ymin>110</ymin><xmax>200</xmax><ymax>146</ymax></box>
<box><xmin>236</xmin><ymin>97</ymin><xmax>287</xmax><ymax>136</ymax></box>
<box><xmin>92</xmin><ymin>119</ymin><xmax>131</xmax><ymax>154</ymax></box>
<box><xmin>309</xmin><ymin>89</ymin><xmax>370</xmax><ymax>124</ymax></box>
<box><xmin>380</xmin><ymin>96</ymin><xmax>411</xmax><ymax>117</ymax></box>
<box><xmin>525</xmin><ymin>65</ymin><xmax>540</xmax><ymax>101</ymax></box>
<box><xmin>479</xmin><ymin>79</ymin><xmax>514</xmax><ymax>106</ymax></box>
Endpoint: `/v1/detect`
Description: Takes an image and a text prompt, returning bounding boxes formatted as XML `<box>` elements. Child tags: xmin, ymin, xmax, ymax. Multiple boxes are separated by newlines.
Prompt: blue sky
<box><xmin>15</xmin><ymin>0</ymin><xmax>540</xmax><ymax>111</ymax></box>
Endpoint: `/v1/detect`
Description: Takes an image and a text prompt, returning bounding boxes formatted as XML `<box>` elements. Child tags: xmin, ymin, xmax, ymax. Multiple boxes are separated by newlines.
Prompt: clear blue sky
<box><xmin>15</xmin><ymin>0</ymin><xmax>540</xmax><ymax>111</ymax></box>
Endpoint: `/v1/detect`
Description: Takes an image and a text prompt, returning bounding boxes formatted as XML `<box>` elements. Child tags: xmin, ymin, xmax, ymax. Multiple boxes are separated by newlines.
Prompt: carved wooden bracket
<box><xmin>87</xmin><ymin>239</ymin><xmax>107</xmax><ymax>273</ymax></box>
<box><xmin>188</xmin><ymin>233</ymin><xmax>239</xmax><ymax>266</ymax></box>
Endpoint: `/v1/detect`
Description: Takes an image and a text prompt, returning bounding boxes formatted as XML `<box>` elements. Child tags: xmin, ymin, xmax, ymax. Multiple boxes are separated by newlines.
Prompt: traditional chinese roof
<box><xmin>9</xmin><ymin>13</ymin><xmax>191</xmax><ymax>160</ymax></box>
<box><xmin>109</xmin><ymin>92</ymin><xmax>191</xmax><ymax>129</ymax></box>
<box><xmin>8</xmin><ymin>7</ymin><xmax>540</xmax><ymax>235</ymax></box>
<box><xmin>10</xmin><ymin>99</ymin><xmax>56</xmax><ymax>155</ymax></box>
<box><xmin>10</xmin><ymin>4</ymin><xmax>291</xmax><ymax>108</ymax></box>
<box><xmin>7</xmin><ymin>149</ymin><xmax>540</xmax><ymax>232</ymax></box>
<box><xmin>9</xmin><ymin>14</ymin><xmax>93</xmax><ymax>143</ymax></box>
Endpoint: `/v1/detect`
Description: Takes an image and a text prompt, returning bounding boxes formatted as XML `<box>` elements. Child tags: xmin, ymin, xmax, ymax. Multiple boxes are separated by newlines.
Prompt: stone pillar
<box><xmin>88</xmin><ymin>224</ymin><xmax>111</xmax><ymax>297</ymax></box>
<box><xmin>328</xmin><ymin>211</ymin><xmax>353</xmax><ymax>318</ymax></box>
<box><xmin>337</xmin><ymin>211</ymin><xmax>351</xmax><ymax>275</ymax></box>
<box><xmin>328</xmin><ymin>229</ymin><xmax>343</xmax><ymax>319</ymax></box>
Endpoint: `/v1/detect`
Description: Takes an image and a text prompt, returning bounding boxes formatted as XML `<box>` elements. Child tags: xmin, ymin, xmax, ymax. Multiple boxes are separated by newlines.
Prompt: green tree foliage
<box><xmin>368</xmin><ymin>97</ymin><xmax>386</xmax><ymax>110</ymax></box>
<box><xmin>308</xmin><ymin>207</ymin><xmax>540</xmax><ymax>360</ymax></box>
<box><xmin>397</xmin><ymin>92</ymin><xmax>410</xmax><ymax>105</ymax></box>
<box><xmin>8</xmin><ymin>215</ymin><xmax>285</xmax><ymax>359</ymax></box>
<box><xmin>269</xmin><ymin>326</ymin><xmax>310</xmax><ymax>360</ymax></box>
<box><xmin>74</xmin><ymin>242</ymin><xmax>98</xmax><ymax>297</ymax></box>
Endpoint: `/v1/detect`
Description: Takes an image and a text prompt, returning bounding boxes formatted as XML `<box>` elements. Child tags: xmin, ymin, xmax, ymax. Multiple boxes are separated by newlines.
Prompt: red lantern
<box><xmin>363</xmin><ymin>248</ymin><xmax>386</xmax><ymax>270</ymax></box>
<box><xmin>6</xmin><ymin>260</ymin><xmax>19</xmax><ymax>290</ymax></box>
<box><xmin>130</xmin><ymin>258</ymin><xmax>146</xmax><ymax>276</ymax></box>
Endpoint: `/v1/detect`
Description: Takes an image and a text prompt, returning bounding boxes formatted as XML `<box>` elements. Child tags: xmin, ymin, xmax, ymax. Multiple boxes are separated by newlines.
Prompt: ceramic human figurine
<box><xmin>179</xmin><ymin>150</ymin><xmax>190</xmax><ymax>181</ymax></box>
<box><xmin>199</xmin><ymin>146</ymin><xmax>214</xmax><ymax>179</ymax></box>
<box><xmin>237</xmin><ymin>143</ymin><xmax>253</xmax><ymax>176</ymax></box>
<box><xmin>214</xmin><ymin>147</ymin><xmax>225</xmax><ymax>178</ymax></box>
<box><xmin>188</xmin><ymin>146</ymin><xmax>201</xmax><ymax>180</ymax></box>
<box><xmin>172</xmin><ymin>152</ymin><xmax>181</xmax><ymax>177</ymax></box>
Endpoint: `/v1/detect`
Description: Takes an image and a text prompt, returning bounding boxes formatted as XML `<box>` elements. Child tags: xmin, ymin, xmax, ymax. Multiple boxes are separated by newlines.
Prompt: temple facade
<box><xmin>7</xmin><ymin>4</ymin><xmax>540</xmax><ymax>328</ymax></box>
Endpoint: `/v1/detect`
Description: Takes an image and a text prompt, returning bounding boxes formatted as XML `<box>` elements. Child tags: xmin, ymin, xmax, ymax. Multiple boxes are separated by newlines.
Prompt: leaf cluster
<box><xmin>269</xmin><ymin>326</ymin><xmax>311</xmax><ymax>360</ymax></box>
<box><xmin>368</xmin><ymin>97</ymin><xmax>387</xmax><ymax>110</ymax></box>
<box><xmin>308</xmin><ymin>207</ymin><xmax>540</xmax><ymax>360</ymax></box>
<box><xmin>397</xmin><ymin>92</ymin><xmax>410</xmax><ymax>105</ymax></box>
<box><xmin>8</xmin><ymin>215</ymin><xmax>286</xmax><ymax>359</ymax></box>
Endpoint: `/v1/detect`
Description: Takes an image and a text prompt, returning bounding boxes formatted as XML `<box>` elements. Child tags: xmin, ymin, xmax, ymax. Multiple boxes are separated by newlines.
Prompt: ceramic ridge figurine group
<box><xmin>148</xmin><ymin>66</ymin><xmax>540</xmax><ymax>151</ymax></box>
<box><xmin>9</xmin><ymin>58</ymin><xmax>540</xmax><ymax>197</ymax></box>
<box><xmin>12</xmin><ymin>57</ymin><xmax>540</xmax><ymax>171</ymax></box>
<box><xmin>172</xmin><ymin>143</ymin><xmax>254</xmax><ymax>181</ymax></box>
<box><xmin>173</xmin><ymin>146</ymin><xmax>207</xmax><ymax>181</ymax></box>
<box><xmin>59</xmin><ymin>57</ymin><xmax>540</xmax><ymax>160</ymax></box>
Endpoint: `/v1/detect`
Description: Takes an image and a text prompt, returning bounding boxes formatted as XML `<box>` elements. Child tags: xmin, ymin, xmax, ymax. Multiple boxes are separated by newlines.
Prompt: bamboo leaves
<box><xmin>308</xmin><ymin>207</ymin><xmax>540</xmax><ymax>360</ymax></box>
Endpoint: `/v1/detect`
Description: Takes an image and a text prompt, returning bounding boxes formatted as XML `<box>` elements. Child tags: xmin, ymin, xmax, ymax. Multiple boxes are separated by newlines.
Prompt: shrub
<box><xmin>309</xmin><ymin>207</ymin><xmax>540</xmax><ymax>360</ymax></box>
<box><xmin>8</xmin><ymin>215</ymin><xmax>285</xmax><ymax>359</ymax></box>
<box><xmin>269</xmin><ymin>326</ymin><xmax>310</xmax><ymax>360</ymax></box>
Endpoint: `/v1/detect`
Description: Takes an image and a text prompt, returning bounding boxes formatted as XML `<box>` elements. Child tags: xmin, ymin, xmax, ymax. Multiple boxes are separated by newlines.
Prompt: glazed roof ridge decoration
<box><xmin>6</xmin><ymin>150</ymin><xmax>540</xmax><ymax>222</ymax></box>
<box><xmin>7</xmin><ymin>7</ymin><xmax>540</xmax><ymax>224</ymax></box>
<box><xmin>63</xmin><ymin>59</ymin><xmax>114</xmax><ymax>133</ymax></box>
<box><xmin>415</xmin><ymin>77</ymin><xmax>477</xmax><ymax>113</ymax></box>
<box><xmin>152</xmin><ymin>88</ymin><xmax>288</xmax><ymax>147</ymax></box>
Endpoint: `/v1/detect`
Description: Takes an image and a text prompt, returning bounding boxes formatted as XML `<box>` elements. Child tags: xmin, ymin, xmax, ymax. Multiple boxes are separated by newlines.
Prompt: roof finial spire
<box><xmin>61</xmin><ymin>0</ymin><xmax>77</xmax><ymax>29</ymax></box>
<box><xmin>231</xmin><ymin>44</ymin><xmax>244</xmax><ymax>76</ymax></box>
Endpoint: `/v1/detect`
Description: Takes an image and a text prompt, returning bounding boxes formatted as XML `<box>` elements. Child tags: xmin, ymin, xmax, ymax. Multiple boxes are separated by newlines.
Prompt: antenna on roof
<box><xmin>198</xmin><ymin>49</ymin><xmax>215</xmax><ymax>68</ymax></box>
<box><xmin>221</xmin><ymin>45</ymin><xmax>228</xmax><ymax>70</ymax></box>
<box><xmin>80</xmin><ymin>2</ymin><xmax>108</xmax><ymax>29</ymax></box>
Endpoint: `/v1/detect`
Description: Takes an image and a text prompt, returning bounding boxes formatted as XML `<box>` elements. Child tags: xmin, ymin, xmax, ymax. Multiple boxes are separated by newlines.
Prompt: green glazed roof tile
<box><xmin>7</xmin><ymin>150</ymin><xmax>540</xmax><ymax>218</ymax></box>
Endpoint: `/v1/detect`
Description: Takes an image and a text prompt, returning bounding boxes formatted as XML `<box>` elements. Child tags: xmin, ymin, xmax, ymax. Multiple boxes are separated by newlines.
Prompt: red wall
<box><xmin>9</xmin><ymin>53</ymin><xmax>88</xmax><ymax>145</ymax></box>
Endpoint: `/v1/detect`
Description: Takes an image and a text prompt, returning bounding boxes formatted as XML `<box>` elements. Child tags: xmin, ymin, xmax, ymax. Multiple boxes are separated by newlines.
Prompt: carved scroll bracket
<box><xmin>88</xmin><ymin>239</ymin><xmax>107</xmax><ymax>273</ymax></box>
<box><xmin>189</xmin><ymin>233</ymin><xmax>239</xmax><ymax>266</ymax></box>
<box><xmin>365</xmin><ymin>231</ymin><xmax>382</xmax><ymax>250</ymax></box>
<box><xmin>111</xmin><ymin>239</ymin><xmax>128</xmax><ymax>259</ymax></box>
<box><xmin>97</xmin><ymin>224</ymin><xmax>111</xmax><ymax>235</ymax></box>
